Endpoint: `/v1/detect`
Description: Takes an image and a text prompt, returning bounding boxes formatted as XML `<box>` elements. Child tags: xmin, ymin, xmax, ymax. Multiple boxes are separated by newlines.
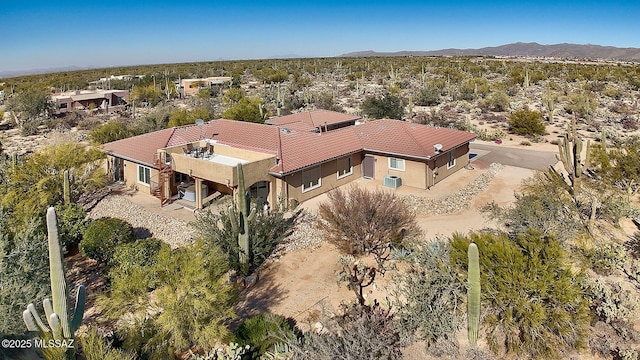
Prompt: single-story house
<box><xmin>101</xmin><ymin>110</ymin><xmax>476</xmax><ymax>209</ymax></box>
<box><xmin>52</xmin><ymin>89</ymin><xmax>129</xmax><ymax>114</ymax></box>
<box><xmin>175</xmin><ymin>77</ymin><xmax>233</xmax><ymax>97</ymax></box>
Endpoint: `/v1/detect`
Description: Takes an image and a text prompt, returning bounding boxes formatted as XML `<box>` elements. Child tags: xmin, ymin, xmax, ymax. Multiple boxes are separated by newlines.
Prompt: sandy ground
<box><xmin>234</xmin><ymin>161</ymin><xmax>534</xmax><ymax>334</ymax></box>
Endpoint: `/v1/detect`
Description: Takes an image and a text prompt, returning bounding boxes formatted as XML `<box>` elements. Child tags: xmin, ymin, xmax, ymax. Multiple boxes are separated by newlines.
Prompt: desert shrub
<box><xmin>80</xmin><ymin>217</ymin><xmax>135</xmax><ymax>264</ymax></box>
<box><xmin>103</xmin><ymin>239</ymin><xmax>237</xmax><ymax>358</ymax></box>
<box><xmin>192</xmin><ymin>199</ymin><xmax>300</xmax><ymax>274</ymax></box>
<box><xmin>89</xmin><ymin>121</ymin><xmax>134</xmax><ymax>144</ymax></box>
<box><xmin>484</xmin><ymin>91</ymin><xmax>510</xmax><ymax>112</ymax></box>
<box><xmin>395</xmin><ymin>240</ymin><xmax>465</xmax><ymax>345</ymax></box>
<box><xmin>413</xmin><ymin>109</ymin><xmax>466</xmax><ymax>130</ymax></box>
<box><xmin>101</xmin><ymin>238</ymin><xmax>168</xmax><ymax>315</ymax></box>
<box><xmin>78</xmin><ymin>327</ymin><xmax>136</xmax><ymax>360</ymax></box>
<box><xmin>450</xmin><ymin>230</ymin><xmax>590</xmax><ymax>359</ymax></box>
<box><xmin>189</xmin><ymin>342</ymin><xmax>251</xmax><ymax>360</ymax></box>
<box><xmin>54</xmin><ymin>203</ymin><xmax>87</xmax><ymax>253</ymax></box>
<box><xmin>591</xmin><ymin>243</ymin><xmax>628</xmax><ymax>275</ymax></box>
<box><xmin>415</xmin><ymin>86</ymin><xmax>441</xmax><ymax>106</ymax></box>
<box><xmin>313</xmin><ymin>92</ymin><xmax>343</xmax><ymax>112</ymax></box>
<box><xmin>233</xmin><ymin>313</ymin><xmax>294</xmax><ymax>357</ymax></box>
<box><xmin>583</xmin><ymin>278</ymin><xmax>639</xmax><ymax>338</ymax></box>
<box><xmin>168</xmin><ymin>106</ymin><xmax>213</xmax><ymax>127</ymax></box>
<box><xmin>361</xmin><ymin>93</ymin><xmax>403</xmax><ymax>119</ymax></box>
<box><xmin>317</xmin><ymin>186</ymin><xmax>419</xmax><ymax>260</ymax></box>
<box><xmin>483</xmin><ymin>186</ymin><xmax>583</xmax><ymax>244</ymax></box>
<box><xmin>77</xmin><ymin>117</ymin><xmax>102</xmax><ymax>130</ymax></box>
<box><xmin>508</xmin><ymin>109</ymin><xmax>546</xmax><ymax>136</ymax></box>
<box><xmin>283</xmin><ymin>303</ymin><xmax>402</xmax><ymax>360</ymax></box>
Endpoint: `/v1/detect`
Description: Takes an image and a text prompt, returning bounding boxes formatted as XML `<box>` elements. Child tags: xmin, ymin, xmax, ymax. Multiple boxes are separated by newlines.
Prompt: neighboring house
<box><xmin>101</xmin><ymin>110</ymin><xmax>476</xmax><ymax>209</ymax></box>
<box><xmin>175</xmin><ymin>77</ymin><xmax>233</xmax><ymax>97</ymax></box>
<box><xmin>52</xmin><ymin>89</ymin><xmax>129</xmax><ymax>114</ymax></box>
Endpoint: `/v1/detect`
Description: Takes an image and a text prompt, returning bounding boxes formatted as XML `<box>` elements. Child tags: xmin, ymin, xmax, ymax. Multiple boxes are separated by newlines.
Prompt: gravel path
<box><xmin>403</xmin><ymin>163</ymin><xmax>504</xmax><ymax>215</ymax></box>
<box><xmin>88</xmin><ymin>195</ymin><xmax>195</xmax><ymax>247</ymax></box>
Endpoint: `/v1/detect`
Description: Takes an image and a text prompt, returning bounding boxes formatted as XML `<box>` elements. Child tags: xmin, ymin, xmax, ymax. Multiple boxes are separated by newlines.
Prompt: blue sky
<box><xmin>1</xmin><ymin>0</ymin><xmax>638</xmax><ymax>72</ymax></box>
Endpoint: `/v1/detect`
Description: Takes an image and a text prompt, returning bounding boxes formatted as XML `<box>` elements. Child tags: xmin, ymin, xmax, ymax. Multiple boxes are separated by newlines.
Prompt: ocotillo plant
<box><xmin>467</xmin><ymin>243</ymin><xmax>480</xmax><ymax>346</ymax></box>
<box><xmin>228</xmin><ymin>163</ymin><xmax>256</xmax><ymax>275</ymax></box>
<box><xmin>23</xmin><ymin>207</ymin><xmax>86</xmax><ymax>358</ymax></box>
<box><xmin>63</xmin><ymin>169</ymin><xmax>70</xmax><ymax>205</ymax></box>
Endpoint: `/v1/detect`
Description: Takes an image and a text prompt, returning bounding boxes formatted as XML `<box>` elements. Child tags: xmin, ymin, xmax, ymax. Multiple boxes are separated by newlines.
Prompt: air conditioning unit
<box><xmin>383</xmin><ymin>175</ymin><xmax>402</xmax><ymax>189</ymax></box>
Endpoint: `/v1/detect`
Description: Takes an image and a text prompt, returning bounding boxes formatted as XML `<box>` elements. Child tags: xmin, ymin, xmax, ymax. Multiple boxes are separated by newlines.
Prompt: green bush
<box><xmin>233</xmin><ymin>313</ymin><xmax>294</xmax><ymax>357</ymax></box>
<box><xmin>450</xmin><ymin>230</ymin><xmax>590</xmax><ymax>359</ymax></box>
<box><xmin>54</xmin><ymin>203</ymin><xmax>87</xmax><ymax>253</ymax></box>
<box><xmin>88</xmin><ymin>121</ymin><xmax>134</xmax><ymax>144</ymax></box>
<box><xmin>361</xmin><ymin>93</ymin><xmax>404</xmax><ymax>119</ymax></box>
<box><xmin>415</xmin><ymin>86</ymin><xmax>441</xmax><ymax>106</ymax></box>
<box><xmin>80</xmin><ymin>217</ymin><xmax>135</xmax><ymax>264</ymax></box>
<box><xmin>508</xmin><ymin>109</ymin><xmax>546</xmax><ymax>136</ymax></box>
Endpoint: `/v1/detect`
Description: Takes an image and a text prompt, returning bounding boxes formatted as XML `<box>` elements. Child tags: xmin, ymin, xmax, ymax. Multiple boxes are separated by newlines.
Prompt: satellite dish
<box><xmin>195</xmin><ymin>118</ymin><xmax>204</xmax><ymax>126</ymax></box>
<box><xmin>434</xmin><ymin>144</ymin><xmax>443</xmax><ymax>152</ymax></box>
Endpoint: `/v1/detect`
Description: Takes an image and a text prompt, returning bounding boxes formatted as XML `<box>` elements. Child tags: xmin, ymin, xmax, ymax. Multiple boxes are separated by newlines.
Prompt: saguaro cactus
<box><xmin>467</xmin><ymin>243</ymin><xmax>480</xmax><ymax>346</ymax></box>
<box><xmin>229</xmin><ymin>163</ymin><xmax>256</xmax><ymax>275</ymax></box>
<box><xmin>555</xmin><ymin>116</ymin><xmax>591</xmax><ymax>195</ymax></box>
<box><xmin>23</xmin><ymin>207</ymin><xmax>86</xmax><ymax>356</ymax></box>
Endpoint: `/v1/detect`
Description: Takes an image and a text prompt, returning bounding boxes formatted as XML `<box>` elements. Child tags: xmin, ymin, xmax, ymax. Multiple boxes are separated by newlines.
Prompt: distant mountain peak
<box><xmin>339</xmin><ymin>42</ymin><xmax>640</xmax><ymax>61</ymax></box>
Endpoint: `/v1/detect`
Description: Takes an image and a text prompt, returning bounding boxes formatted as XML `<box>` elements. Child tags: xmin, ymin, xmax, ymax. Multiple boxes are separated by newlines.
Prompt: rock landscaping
<box><xmin>403</xmin><ymin>163</ymin><xmax>504</xmax><ymax>215</ymax></box>
<box><xmin>88</xmin><ymin>194</ymin><xmax>195</xmax><ymax>247</ymax></box>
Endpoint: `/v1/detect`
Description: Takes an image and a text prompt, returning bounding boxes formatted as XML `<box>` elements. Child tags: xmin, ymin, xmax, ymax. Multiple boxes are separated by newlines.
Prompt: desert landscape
<box><xmin>1</xmin><ymin>50</ymin><xmax>640</xmax><ymax>360</ymax></box>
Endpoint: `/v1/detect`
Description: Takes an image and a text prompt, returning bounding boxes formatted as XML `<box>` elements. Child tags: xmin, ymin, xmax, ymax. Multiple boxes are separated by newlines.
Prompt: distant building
<box><xmin>89</xmin><ymin>75</ymin><xmax>144</xmax><ymax>89</ymax></box>
<box><xmin>175</xmin><ymin>77</ymin><xmax>232</xmax><ymax>97</ymax></box>
<box><xmin>52</xmin><ymin>89</ymin><xmax>129</xmax><ymax>114</ymax></box>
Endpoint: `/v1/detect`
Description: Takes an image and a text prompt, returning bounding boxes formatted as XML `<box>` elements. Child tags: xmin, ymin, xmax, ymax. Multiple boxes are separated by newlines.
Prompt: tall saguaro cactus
<box><xmin>23</xmin><ymin>207</ymin><xmax>86</xmax><ymax>357</ymax></box>
<box><xmin>555</xmin><ymin>116</ymin><xmax>591</xmax><ymax>195</ymax></box>
<box><xmin>467</xmin><ymin>243</ymin><xmax>480</xmax><ymax>346</ymax></box>
<box><xmin>229</xmin><ymin>163</ymin><xmax>256</xmax><ymax>275</ymax></box>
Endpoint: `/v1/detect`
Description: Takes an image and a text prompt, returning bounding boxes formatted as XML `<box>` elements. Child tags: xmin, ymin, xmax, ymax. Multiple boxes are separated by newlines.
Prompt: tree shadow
<box><xmin>133</xmin><ymin>226</ymin><xmax>153</xmax><ymax>239</ymax></box>
<box><xmin>232</xmin><ymin>279</ymin><xmax>289</xmax><ymax>327</ymax></box>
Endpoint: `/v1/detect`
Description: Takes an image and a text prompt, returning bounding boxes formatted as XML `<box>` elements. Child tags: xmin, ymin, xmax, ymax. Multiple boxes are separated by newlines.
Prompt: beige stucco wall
<box><xmin>430</xmin><ymin>144</ymin><xmax>469</xmax><ymax>185</ymax></box>
<box><xmin>368</xmin><ymin>154</ymin><xmax>428</xmax><ymax>189</ymax></box>
<box><xmin>283</xmin><ymin>153</ymin><xmax>362</xmax><ymax>204</ymax></box>
<box><xmin>108</xmin><ymin>157</ymin><xmax>158</xmax><ymax>195</ymax></box>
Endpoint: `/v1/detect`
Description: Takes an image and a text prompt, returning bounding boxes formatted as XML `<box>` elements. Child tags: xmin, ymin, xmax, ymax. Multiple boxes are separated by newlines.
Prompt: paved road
<box><xmin>469</xmin><ymin>142</ymin><xmax>558</xmax><ymax>170</ymax></box>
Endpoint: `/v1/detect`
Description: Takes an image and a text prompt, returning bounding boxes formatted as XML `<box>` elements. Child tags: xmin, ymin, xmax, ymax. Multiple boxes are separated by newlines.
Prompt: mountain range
<box><xmin>340</xmin><ymin>42</ymin><xmax>640</xmax><ymax>61</ymax></box>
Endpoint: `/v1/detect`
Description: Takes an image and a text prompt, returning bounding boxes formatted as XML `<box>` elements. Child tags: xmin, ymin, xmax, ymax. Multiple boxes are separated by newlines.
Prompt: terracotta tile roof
<box><xmin>265</xmin><ymin>109</ymin><xmax>360</xmax><ymax>131</ymax></box>
<box><xmin>102</xmin><ymin>114</ymin><xmax>475</xmax><ymax>175</ymax></box>
<box><xmin>101</xmin><ymin>127</ymin><xmax>176</xmax><ymax>167</ymax></box>
<box><xmin>356</xmin><ymin>120</ymin><xmax>477</xmax><ymax>159</ymax></box>
<box><xmin>272</xmin><ymin>127</ymin><xmax>362</xmax><ymax>173</ymax></box>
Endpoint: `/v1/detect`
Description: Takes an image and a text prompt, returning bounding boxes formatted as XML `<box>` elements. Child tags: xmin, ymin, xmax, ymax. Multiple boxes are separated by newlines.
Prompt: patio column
<box><xmin>195</xmin><ymin>178</ymin><xmax>203</xmax><ymax>209</ymax></box>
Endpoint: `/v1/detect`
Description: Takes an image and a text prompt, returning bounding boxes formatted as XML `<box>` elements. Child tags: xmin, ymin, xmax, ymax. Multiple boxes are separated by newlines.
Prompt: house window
<box><xmin>302</xmin><ymin>166</ymin><xmax>321</xmax><ymax>192</ymax></box>
<box><xmin>138</xmin><ymin>165</ymin><xmax>151</xmax><ymax>185</ymax></box>
<box><xmin>174</xmin><ymin>172</ymin><xmax>190</xmax><ymax>184</ymax></box>
<box><xmin>388</xmin><ymin>157</ymin><xmax>405</xmax><ymax>171</ymax></box>
<box><xmin>59</xmin><ymin>103</ymin><xmax>68</xmax><ymax>109</ymax></box>
<box><xmin>337</xmin><ymin>156</ymin><xmax>353</xmax><ymax>179</ymax></box>
<box><xmin>447</xmin><ymin>151</ymin><xmax>456</xmax><ymax>169</ymax></box>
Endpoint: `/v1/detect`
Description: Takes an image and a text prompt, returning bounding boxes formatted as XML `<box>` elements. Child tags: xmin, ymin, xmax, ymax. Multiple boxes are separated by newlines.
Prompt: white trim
<box><xmin>302</xmin><ymin>165</ymin><xmax>322</xmax><ymax>193</ymax></box>
<box><xmin>336</xmin><ymin>156</ymin><xmax>353</xmax><ymax>179</ymax></box>
<box><xmin>446</xmin><ymin>151</ymin><xmax>456</xmax><ymax>169</ymax></box>
<box><xmin>137</xmin><ymin>164</ymin><xmax>151</xmax><ymax>186</ymax></box>
<box><xmin>388</xmin><ymin>157</ymin><xmax>405</xmax><ymax>171</ymax></box>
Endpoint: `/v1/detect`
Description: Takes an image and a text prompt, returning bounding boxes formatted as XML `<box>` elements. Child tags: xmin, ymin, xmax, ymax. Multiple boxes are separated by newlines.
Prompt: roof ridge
<box><xmin>398</xmin><ymin>120</ymin><xmax>431</xmax><ymax>156</ymax></box>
